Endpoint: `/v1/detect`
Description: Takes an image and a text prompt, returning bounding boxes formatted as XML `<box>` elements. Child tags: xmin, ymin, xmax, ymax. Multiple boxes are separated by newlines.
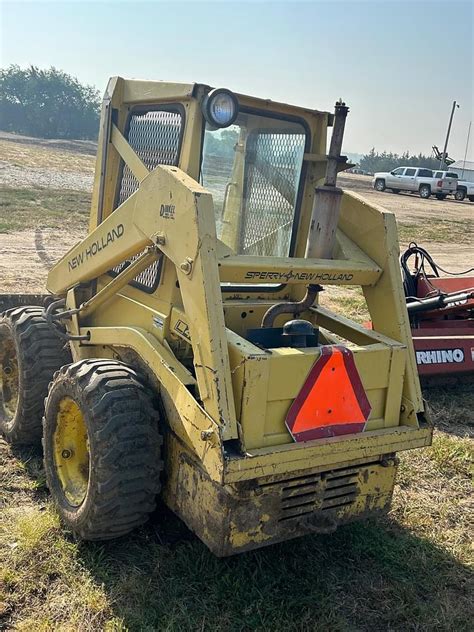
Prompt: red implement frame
<box><xmin>412</xmin><ymin>275</ymin><xmax>474</xmax><ymax>378</ymax></box>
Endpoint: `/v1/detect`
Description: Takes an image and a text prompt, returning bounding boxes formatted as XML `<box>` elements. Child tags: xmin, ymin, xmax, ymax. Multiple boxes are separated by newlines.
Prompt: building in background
<box><xmin>449</xmin><ymin>160</ymin><xmax>474</xmax><ymax>182</ymax></box>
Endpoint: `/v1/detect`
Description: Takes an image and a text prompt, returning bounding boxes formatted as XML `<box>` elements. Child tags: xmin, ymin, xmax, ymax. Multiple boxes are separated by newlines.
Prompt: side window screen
<box><xmin>241</xmin><ymin>130</ymin><xmax>305</xmax><ymax>256</ymax></box>
<box><xmin>117</xmin><ymin>109</ymin><xmax>183</xmax><ymax>207</ymax></box>
<box><xmin>112</xmin><ymin>107</ymin><xmax>184</xmax><ymax>293</ymax></box>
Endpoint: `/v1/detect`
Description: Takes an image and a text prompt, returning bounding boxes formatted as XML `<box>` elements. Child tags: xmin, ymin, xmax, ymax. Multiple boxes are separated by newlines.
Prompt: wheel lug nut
<box><xmin>62</xmin><ymin>449</ymin><xmax>73</xmax><ymax>459</ymax></box>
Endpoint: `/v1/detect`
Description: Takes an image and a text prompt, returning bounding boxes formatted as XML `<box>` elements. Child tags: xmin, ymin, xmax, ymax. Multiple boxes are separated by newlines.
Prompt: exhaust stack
<box><xmin>305</xmin><ymin>99</ymin><xmax>349</xmax><ymax>259</ymax></box>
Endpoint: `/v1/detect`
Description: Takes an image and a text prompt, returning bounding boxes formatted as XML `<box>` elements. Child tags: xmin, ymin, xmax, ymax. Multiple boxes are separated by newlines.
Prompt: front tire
<box><xmin>419</xmin><ymin>184</ymin><xmax>431</xmax><ymax>199</ymax></box>
<box><xmin>0</xmin><ymin>307</ymin><xmax>71</xmax><ymax>445</ymax></box>
<box><xmin>374</xmin><ymin>179</ymin><xmax>386</xmax><ymax>192</ymax></box>
<box><xmin>43</xmin><ymin>360</ymin><xmax>163</xmax><ymax>540</ymax></box>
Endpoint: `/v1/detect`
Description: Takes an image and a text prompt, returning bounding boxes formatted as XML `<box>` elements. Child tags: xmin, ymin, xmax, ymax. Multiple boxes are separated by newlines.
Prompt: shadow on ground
<box><xmin>74</xmin><ymin>507</ymin><xmax>472</xmax><ymax>632</ymax></box>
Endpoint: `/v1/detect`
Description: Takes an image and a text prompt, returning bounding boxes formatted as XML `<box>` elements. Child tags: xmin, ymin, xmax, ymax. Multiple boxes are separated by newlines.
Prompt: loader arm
<box><xmin>47</xmin><ymin>165</ymin><xmax>238</xmax><ymax>439</ymax></box>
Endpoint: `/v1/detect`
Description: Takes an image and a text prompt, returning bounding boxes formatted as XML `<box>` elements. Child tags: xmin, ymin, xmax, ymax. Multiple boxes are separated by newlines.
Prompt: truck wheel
<box><xmin>468</xmin><ymin>195</ymin><xmax>474</xmax><ymax>203</ymax></box>
<box><xmin>435</xmin><ymin>194</ymin><xmax>447</xmax><ymax>200</ymax></box>
<box><xmin>374</xmin><ymin>179</ymin><xmax>386</xmax><ymax>192</ymax></box>
<box><xmin>43</xmin><ymin>360</ymin><xmax>163</xmax><ymax>540</ymax></box>
<box><xmin>390</xmin><ymin>189</ymin><xmax>400</xmax><ymax>194</ymax></box>
<box><xmin>455</xmin><ymin>189</ymin><xmax>466</xmax><ymax>201</ymax></box>
<box><xmin>0</xmin><ymin>307</ymin><xmax>71</xmax><ymax>445</ymax></box>
<box><xmin>419</xmin><ymin>185</ymin><xmax>431</xmax><ymax>199</ymax></box>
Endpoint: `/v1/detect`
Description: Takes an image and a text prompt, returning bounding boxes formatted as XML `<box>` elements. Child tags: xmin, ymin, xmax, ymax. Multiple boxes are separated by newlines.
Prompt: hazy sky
<box><xmin>1</xmin><ymin>0</ymin><xmax>473</xmax><ymax>158</ymax></box>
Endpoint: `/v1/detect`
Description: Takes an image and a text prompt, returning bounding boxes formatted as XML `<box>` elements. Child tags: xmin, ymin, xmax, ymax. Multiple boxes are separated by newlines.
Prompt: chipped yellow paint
<box><xmin>44</xmin><ymin>77</ymin><xmax>431</xmax><ymax>554</ymax></box>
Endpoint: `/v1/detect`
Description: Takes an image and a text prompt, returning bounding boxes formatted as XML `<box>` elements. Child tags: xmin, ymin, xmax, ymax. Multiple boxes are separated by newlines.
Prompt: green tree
<box><xmin>359</xmin><ymin>148</ymin><xmax>441</xmax><ymax>173</ymax></box>
<box><xmin>0</xmin><ymin>65</ymin><xmax>100</xmax><ymax>140</ymax></box>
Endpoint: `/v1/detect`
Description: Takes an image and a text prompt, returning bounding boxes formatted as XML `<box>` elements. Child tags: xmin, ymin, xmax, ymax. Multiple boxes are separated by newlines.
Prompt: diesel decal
<box><xmin>68</xmin><ymin>224</ymin><xmax>124</xmax><ymax>271</ymax></box>
<box><xmin>160</xmin><ymin>204</ymin><xmax>175</xmax><ymax>219</ymax></box>
<box><xmin>416</xmin><ymin>348</ymin><xmax>464</xmax><ymax>365</ymax></box>
<box><xmin>244</xmin><ymin>271</ymin><xmax>354</xmax><ymax>282</ymax></box>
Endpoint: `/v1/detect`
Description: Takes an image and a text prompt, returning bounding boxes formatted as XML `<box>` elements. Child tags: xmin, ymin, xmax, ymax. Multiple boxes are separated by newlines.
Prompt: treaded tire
<box><xmin>374</xmin><ymin>178</ymin><xmax>386</xmax><ymax>192</ymax></box>
<box><xmin>419</xmin><ymin>185</ymin><xmax>431</xmax><ymax>199</ymax></box>
<box><xmin>0</xmin><ymin>306</ymin><xmax>71</xmax><ymax>445</ymax></box>
<box><xmin>43</xmin><ymin>359</ymin><xmax>163</xmax><ymax>540</ymax></box>
<box><xmin>455</xmin><ymin>189</ymin><xmax>465</xmax><ymax>201</ymax></box>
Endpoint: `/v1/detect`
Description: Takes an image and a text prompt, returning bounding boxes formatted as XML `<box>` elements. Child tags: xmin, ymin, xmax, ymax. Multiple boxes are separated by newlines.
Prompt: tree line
<box><xmin>359</xmin><ymin>148</ymin><xmax>441</xmax><ymax>173</ymax></box>
<box><xmin>0</xmin><ymin>65</ymin><xmax>100</xmax><ymax>140</ymax></box>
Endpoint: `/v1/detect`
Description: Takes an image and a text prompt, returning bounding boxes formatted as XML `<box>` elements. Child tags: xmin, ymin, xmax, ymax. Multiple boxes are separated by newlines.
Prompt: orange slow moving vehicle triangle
<box><xmin>285</xmin><ymin>345</ymin><xmax>371</xmax><ymax>442</ymax></box>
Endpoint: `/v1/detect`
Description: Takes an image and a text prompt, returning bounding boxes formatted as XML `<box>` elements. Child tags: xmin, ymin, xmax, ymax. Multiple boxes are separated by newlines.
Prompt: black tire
<box><xmin>390</xmin><ymin>189</ymin><xmax>400</xmax><ymax>194</ymax></box>
<box><xmin>468</xmin><ymin>195</ymin><xmax>474</xmax><ymax>203</ymax></box>
<box><xmin>0</xmin><ymin>306</ymin><xmax>71</xmax><ymax>445</ymax></box>
<box><xmin>43</xmin><ymin>359</ymin><xmax>163</xmax><ymax>540</ymax></box>
<box><xmin>419</xmin><ymin>184</ymin><xmax>431</xmax><ymax>199</ymax></box>
<box><xmin>435</xmin><ymin>194</ymin><xmax>447</xmax><ymax>200</ymax></box>
<box><xmin>455</xmin><ymin>189</ymin><xmax>466</xmax><ymax>201</ymax></box>
<box><xmin>374</xmin><ymin>178</ymin><xmax>386</xmax><ymax>192</ymax></box>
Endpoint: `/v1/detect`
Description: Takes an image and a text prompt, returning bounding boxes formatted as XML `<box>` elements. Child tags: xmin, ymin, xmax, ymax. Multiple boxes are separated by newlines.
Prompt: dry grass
<box><xmin>397</xmin><ymin>218</ymin><xmax>474</xmax><ymax>245</ymax></box>
<box><xmin>0</xmin><ymin>139</ymin><xmax>95</xmax><ymax>174</ymax></box>
<box><xmin>1</xmin><ymin>389</ymin><xmax>472</xmax><ymax>631</ymax></box>
<box><xmin>0</xmin><ymin>188</ymin><xmax>90</xmax><ymax>233</ymax></box>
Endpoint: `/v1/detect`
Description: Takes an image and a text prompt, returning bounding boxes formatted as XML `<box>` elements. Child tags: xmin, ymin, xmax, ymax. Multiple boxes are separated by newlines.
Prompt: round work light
<box><xmin>202</xmin><ymin>88</ymin><xmax>239</xmax><ymax>128</ymax></box>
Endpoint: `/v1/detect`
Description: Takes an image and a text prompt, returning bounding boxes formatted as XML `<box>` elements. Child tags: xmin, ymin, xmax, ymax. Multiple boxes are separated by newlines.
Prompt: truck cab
<box><xmin>373</xmin><ymin>167</ymin><xmax>456</xmax><ymax>199</ymax></box>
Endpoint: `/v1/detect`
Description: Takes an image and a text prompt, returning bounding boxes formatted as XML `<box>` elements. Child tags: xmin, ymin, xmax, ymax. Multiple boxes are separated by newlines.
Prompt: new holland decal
<box><xmin>244</xmin><ymin>271</ymin><xmax>354</xmax><ymax>282</ymax></box>
<box><xmin>68</xmin><ymin>224</ymin><xmax>124</xmax><ymax>271</ymax></box>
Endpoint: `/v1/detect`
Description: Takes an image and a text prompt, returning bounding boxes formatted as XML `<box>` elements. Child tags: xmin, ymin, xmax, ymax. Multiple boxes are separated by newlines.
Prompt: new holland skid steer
<box><xmin>0</xmin><ymin>78</ymin><xmax>432</xmax><ymax>555</ymax></box>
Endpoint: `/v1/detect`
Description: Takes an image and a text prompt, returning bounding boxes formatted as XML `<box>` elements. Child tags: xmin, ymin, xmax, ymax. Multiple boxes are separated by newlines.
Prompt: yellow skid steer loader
<box><xmin>0</xmin><ymin>78</ymin><xmax>432</xmax><ymax>555</ymax></box>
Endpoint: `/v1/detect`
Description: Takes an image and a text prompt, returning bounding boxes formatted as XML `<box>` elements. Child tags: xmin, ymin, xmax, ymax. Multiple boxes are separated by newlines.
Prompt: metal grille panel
<box><xmin>241</xmin><ymin>131</ymin><xmax>305</xmax><ymax>257</ymax></box>
<box><xmin>117</xmin><ymin>109</ymin><xmax>183</xmax><ymax>206</ymax></box>
<box><xmin>113</xmin><ymin>108</ymin><xmax>183</xmax><ymax>292</ymax></box>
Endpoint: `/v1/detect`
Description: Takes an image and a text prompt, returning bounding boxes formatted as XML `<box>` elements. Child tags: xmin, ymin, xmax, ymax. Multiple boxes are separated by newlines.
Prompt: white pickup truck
<box><xmin>372</xmin><ymin>167</ymin><xmax>457</xmax><ymax>199</ymax></box>
<box><xmin>453</xmin><ymin>179</ymin><xmax>474</xmax><ymax>202</ymax></box>
<box><xmin>434</xmin><ymin>170</ymin><xmax>474</xmax><ymax>202</ymax></box>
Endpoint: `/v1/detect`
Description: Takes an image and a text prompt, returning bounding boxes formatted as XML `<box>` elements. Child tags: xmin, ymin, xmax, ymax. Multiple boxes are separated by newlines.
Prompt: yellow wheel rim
<box><xmin>54</xmin><ymin>397</ymin><xmax>90</xmax><ymax>506</ymax></box>
<box><xmin>0</xmin><ymin>335</ymin><xmax>19</xmax><ymax>427</ymax></box>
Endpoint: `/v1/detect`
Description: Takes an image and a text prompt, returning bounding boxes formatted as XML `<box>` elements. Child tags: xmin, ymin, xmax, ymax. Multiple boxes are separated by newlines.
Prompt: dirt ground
<box><xmin>0</xmin><ymin>134</ymin><xmax>472</xmax><ymax>631</ymax></box>
<box><xmin>338</xmin><ymin>173</ymin><xmax>473</xmax><ymax>270</ymax></box>
<box><xmin>0</xmin><ymin>134</ymin><xmax>472</xmax><ymax>293</ymax></box>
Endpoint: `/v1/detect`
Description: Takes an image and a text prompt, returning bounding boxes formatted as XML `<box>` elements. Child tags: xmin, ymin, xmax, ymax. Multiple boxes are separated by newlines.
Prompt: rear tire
<box><xmin>435</xmin><ymin>194</ymin><xmax>447</xmax><ymax>200</ymax></box>
<box><xmin>455</xmin><ymin>189</ymin><xmax>466</xmax><ymax>201</ymax></box>
<box><xmin>374</xmin><ymin>179</ymin><xmax>386</xmax><ymax>192</ymax></box>
<box><xmin>390</xmin><ymin>189</ymin><xmax>400</xmax><ymax>194</ymax></box>
<box><xmin>468</xmin><ymin>195</ymin><xmax>474</xmax><ymax>203</ymax></box>
<box><xmin>419</xmin><ymin>184</ymin><xmax>431</xmax><ymax>199</ymax></box>
<box><xmin>0</xmin><ymin>306</ymin><xmax>71</xmax><ymax>445</ymax></box>
<box><xmin>43</xmin><ymin>360</ymin><xmax>163</xmax><ymax>540</ymax></box>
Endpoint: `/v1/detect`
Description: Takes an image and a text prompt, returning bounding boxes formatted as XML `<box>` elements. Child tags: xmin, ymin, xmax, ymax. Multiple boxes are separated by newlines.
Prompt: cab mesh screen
<box><xmin>241</xmin><ymin>131</ymin><xmax>305</xmax><ymax>257</ymax></box>
<box><xmin>112</xmin><ymin>109</ymin><xmax>183</xmax><ymax>292</ymax></box>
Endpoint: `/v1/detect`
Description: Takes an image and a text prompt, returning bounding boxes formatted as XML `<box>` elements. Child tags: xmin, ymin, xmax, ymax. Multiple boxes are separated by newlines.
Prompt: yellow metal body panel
<box><xmin>45</xmin><ymin>77</ymin><xmax>432</xmax><ymax>554</ymax></box>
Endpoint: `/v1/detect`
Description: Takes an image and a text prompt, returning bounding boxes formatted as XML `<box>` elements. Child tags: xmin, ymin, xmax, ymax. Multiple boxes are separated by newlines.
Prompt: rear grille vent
<box><xmin>266</xmin><ymin>465</ymin><xmax>363</xmax><ymax>522</ymax></box>
<box><xmin>320</xmin><ymin>469</ymin><xmax>359</xmax><ymax>511</ymax></box>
